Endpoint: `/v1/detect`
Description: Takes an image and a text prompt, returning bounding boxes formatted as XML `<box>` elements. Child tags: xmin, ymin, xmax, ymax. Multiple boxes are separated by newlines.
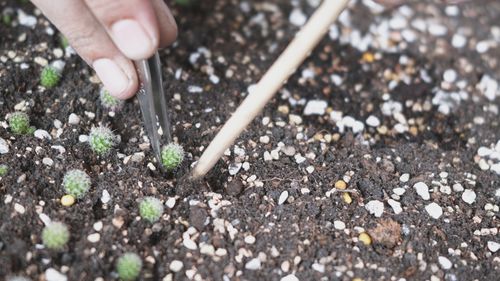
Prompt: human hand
<box><xmin>31</xmin><ymin>0</ymin><xmax>178</xmax><ymax>99</ymax></box>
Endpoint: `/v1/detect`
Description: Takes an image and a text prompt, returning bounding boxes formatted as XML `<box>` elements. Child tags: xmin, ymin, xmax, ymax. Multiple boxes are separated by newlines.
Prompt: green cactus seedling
<box><xmin>89</xmin><ymin>126</ymin><xmax>116</xmax><ymax>155</ymax></box>
<box><xmin>42</xmin><ymin>222</ymin><xmax>69</xmax><ymax>250</ymax></box>
<box><xmin>8</xmin><ymin>112</ymin><xmax>34</xmax><ymax>135</ymax></box>
<box><xmin>116</xmin><ymin>252</ymin><xmax>142</xmax><ymax>281</ymax></box>
<box><xmin>63</xmin><ymin>169</ymin><xmax>91</xmax><ymax>199</ymax></box>
<box><xmin>99</xmin><ymin>87</ymin><xmax>124</xmax><ymax>111</ymax></box>
<box><xmin>0</xmin><ymin>164</ymin><xmax>8</xmax><ymax>176</ymax></box>
<box><xmin>160</xmin><ymin>143</ymin><xmax>184</xmax><ymax>170</ymax></box>
<box><xmin>40</xmin><ymin>65</ymin><xmax>60</xmax><ymax>88</ymax></box>
<box><xmin>139</xmin><ymin>197</ymin><xmax>164</xmax><ymax>223</ymax></box>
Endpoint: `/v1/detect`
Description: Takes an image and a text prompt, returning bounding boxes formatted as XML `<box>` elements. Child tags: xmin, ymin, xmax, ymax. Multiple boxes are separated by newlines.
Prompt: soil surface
<box><xmin>1</xmin><ymin>0</ymin><xmax>499</xmax><ymax>280</ymax></box>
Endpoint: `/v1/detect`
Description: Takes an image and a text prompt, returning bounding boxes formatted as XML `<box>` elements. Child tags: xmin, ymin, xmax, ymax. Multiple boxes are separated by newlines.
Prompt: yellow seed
<box><xmin>362</xmin><ymin>52</ymin><xmax>375</xmax><ymax>63</ymax></box>
<box><xmin>61</xmin><ymin>194</ymin><xmax>75</xmax><ymax>206</ymax></box>
<box><xmin>342</xmin><ymin>193</ymin><xmax>352</xmax><ymax>204</ymax></box>
<box><xmin>353</xmin><ymin>278</ymin><xmax>363</xmax><ymax>281</ymax></box>
<box><xmin>335</xmin><ymin>180</ymin><xmax>347</xmax><ymax>190</ymax></box>
<box><xmin>359</xmin><ymin>232</ymin><xmax>372</xmax><ymax>245</ymax></box>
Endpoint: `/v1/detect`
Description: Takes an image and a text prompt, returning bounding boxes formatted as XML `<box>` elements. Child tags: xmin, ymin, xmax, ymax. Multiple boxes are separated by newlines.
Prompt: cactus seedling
<box><xmin>0</xmin><ymin>164</ymin><xmax>8</xmax><ymax>176</ymax></box>
<box><xmin>8</xmin><ymin>112</ymin><xmax>34</xmax><ymax>134</ymax></box>
<box><xmin>40</xmin><ymin>65</ymin><xmax>61</xmax><ymax>88</ymax></box>
<box><xmin>116</xmin><ymin>252</ymin><xmax>142</xmax><ymax>281</ymax></box>
<box><xmin>99</xmin><ymin>87</ymin><xmax>124</xmax><ymax>111</ymax></box>
<box><xmin>139</xmin><ymin>197</ymin><xmax>164</xmax><ymax>223</ymax></box>
<box><xmin>89</xmin><ymin>126</ymin><xmax>116</xmax><ymax>155</ymax></box>
<box><xmin>63</xmin><ymin>169</ymin><xmax>91</xmax><ymax>199</ymax></box>
<box><xmin>160</xmin><ymin>143</ymin><xmax>184</xmax><ymax>170</ymax></box>
<box><xmin>42</xmin><ymin>222</ymin><xmax>69</xmax><ymax>250</ymax></box>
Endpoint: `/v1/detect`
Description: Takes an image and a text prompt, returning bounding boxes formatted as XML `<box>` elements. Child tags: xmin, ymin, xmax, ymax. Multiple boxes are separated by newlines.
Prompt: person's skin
<box><xmin>31</xmin><ymin>0</ymin><xmax>178</xmax><ymax>100</ymax></box>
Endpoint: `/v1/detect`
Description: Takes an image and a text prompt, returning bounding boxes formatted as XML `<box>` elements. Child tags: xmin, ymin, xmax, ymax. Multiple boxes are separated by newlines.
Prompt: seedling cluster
<box><xmin>42</xmin><ymin>222</ymin><xmax>69</xmax><ymax>250</ymax></box>
<box><xmin>40</xmin><ymin>65</ymin><xmax>61</xmax><ymax>88</ymax></box>
<box><xmin>100</xmin><ymin>87</ymin><xmax>124</xmax><ymax>111</ymax></box>
<box><xmin>8</xmin><ymin>112</ymin><xmax>34</xmax><ymax>135</ymax></box>
<box><xmin>89</xmin><ymin>126</ymin><xmax>117</xmax><ymax>155</ymax></box>
<box><xmin>161</xmin><ymin>143</ymin><xmax>185</xmax><ymax>170</ymax></box>
<box><xmin>63</xmin><ymin>169</ymin><xmax>91</xmax><ymax>199</ymax></box>
<box><xmin>116</xmin><ymin>252</ymin><xmax>143</xmax><ymax>281</ymax></box>
<box><xmin>0</xmin><ymin>164</ymin><xmax>7</xmax><ymax>177</ymax></box>
<box><xmin>139</xmin><ymin>197</ymin><xmax>164</xmax><ymax>223</ymax></box>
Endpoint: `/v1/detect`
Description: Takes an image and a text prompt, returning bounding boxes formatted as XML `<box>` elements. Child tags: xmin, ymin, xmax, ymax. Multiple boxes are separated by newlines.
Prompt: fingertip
<box><xmin>93</xmin><ymin>58</ymin><xmax>138</xmax><ymax>100</ymax></box>
<box><xmin>111</xmin><ymin>19</ymin><xmax>159</xmax><ymax>60</ymax></box>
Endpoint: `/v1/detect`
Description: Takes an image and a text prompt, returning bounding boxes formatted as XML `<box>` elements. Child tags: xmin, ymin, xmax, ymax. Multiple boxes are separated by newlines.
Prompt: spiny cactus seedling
<box><xmin>0</xmin><ymin>164</ymin><xmax>8</xmax><ymax>176</ymax></box>
<box><xmin>100</xmin><ymin>87</ymin><xmax>124</xmax><ymax>111</ymax></box>
<box><xmin>63</xmin><ymin>169</ymin><xmax>91</xmax><ymax>199</ymax></box>
<box><xmin>40</xmin><ymin>65</ymin><xmax>61</xmax><ymax>88</ymax></box>
<box><xmin>160</xmin><ymin>143</ymin><xmax>184</xmax><ymax>170</ymax></box>
<box><xmin>8</xmin><ymin>112</ymin><xmax>34</xmax><ymax>134</ymax></box>
<box><xmin>116</xmin><ymin>252</ymin><xmax>142</xmax><ymax>281</ymax></box>
<box><xmin>139</xmin><ymin>197</ymin><xmax>164</xmax><ymax>223</ymax></box>
<box><xmin>89</xmin><ymin>126</ymin><xmax>116</xmax><ymax>155</ymax></box>
<box><xmin>59</xmin><ymin>34</ymin><xmax>69</xmax><ymax>49</ymax></box>
<box><xmin>42</xmin><ymin>222</ymin><xmax>69</xmax><ymax>250</ymax></box>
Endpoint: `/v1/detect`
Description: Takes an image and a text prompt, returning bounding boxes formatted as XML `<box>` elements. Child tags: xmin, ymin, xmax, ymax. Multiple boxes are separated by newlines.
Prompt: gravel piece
<box><xmin>334</xmin><ymin>220</ymin><xmax>346</xmax><ymax>230</ymax></box>
<box><xmin>0</xmin><ymin>138</ymin><xmax>9</xmax><ymax>154</ymax></box>
<box><xmin>365</xmin><ymin>200</ymin><xmax>384</xmax><ymax>217</ymax></box>
<box><xmin>281</xmin><ymin>274</ymin><xmax>299</xmax><ymax>281</ymax></box>
<box><xmin>34</xmin><ymin>130</ymin><xmax>51</xmax><ymax>140</ymax></box>
<box><xmin>245</xmin><ymin>258</ymin><xmax>261</xmax><ymax>270</ymax></box>
<box><xmin>45</xmin><ymin>268</ymin><xmax>67</xmax><ymax>281</ymax></box>
<box><xmin>289</xmin><ymin>9</ymin><xmax>306</xmax><ymax>27</ymax></box>
<box><xmin>169</xmin><ymin>260</ymin><xmax>184</xmax><ymax>272</ymax></box>
<box><xmin>487</xmin><ymin>241</ymin><xmax>500</xmax><ymax>253</ymax></box>
<box><xmin>303</xmin><ymin>100</ymin><xmax>327</xmax><ymax>115</ymax></box>
<box><xmin>425</xmin><ymin>203</ymin><xmax>443</xmax><ymax>219</ymax></box>
<box><xmin>278</xmin><ymin>191</ymin><xmax>288</xmax><ymax>205</ymax></box>
<box><xmin>414</xmin><ymin>182</ymin><xmax>430</xmax><ymax>200</ymax></box>
<box><xmin>461</xmin><ymin>189</ymin><xmax>476</xmax><ymax>204</ymax></box>
<box><xmin>438</xmin><ymin>256</ymin><xmax>452</xmax><ymax>270</ymax></box>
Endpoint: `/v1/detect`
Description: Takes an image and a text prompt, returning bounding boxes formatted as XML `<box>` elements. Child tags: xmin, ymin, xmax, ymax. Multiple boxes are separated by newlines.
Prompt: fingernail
<box><xmin>111</xmin><ymin>19</ymin><xmax>156</xmax><ymax>60</ymax></box>
<box><xmin>93</xmin><ymin>58</ymin><xmax>130</xmax><ymax>97</ymax></box>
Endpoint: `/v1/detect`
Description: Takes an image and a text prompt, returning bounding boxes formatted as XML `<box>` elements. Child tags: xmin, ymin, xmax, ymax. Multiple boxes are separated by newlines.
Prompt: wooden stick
<box><xmin>192</xmin><ymin>0</ymin><xmax>349</xmax><ymax>179</ymax></box>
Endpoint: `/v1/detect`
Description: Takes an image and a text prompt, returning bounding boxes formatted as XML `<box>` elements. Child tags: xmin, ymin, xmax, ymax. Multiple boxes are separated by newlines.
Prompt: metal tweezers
<box><xmin>134</xmin><ymin>52</ymin><xmax>172</xmax><ymax>167</ymax></box>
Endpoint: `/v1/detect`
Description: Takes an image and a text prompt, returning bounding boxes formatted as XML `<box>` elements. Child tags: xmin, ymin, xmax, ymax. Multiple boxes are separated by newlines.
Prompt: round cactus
<box><xmin>42</xmin><ymin>222</ymin><xmax>69</xmax><ymax>250</ymax></box>
<box><xmin>8</xmin><ymin>112</ymin><xmax>32</xmax><ymax>135</ymax></box>
<box><xmin>40</xmin><ymin>65</ymin><xmax>60</xmax><ymax>88</ymax></box>
<box><xmin>139</xmin><ymin>197</ymin><xmax>164</xmax><ymax>223</ymax></box>
<box><xmin>160</xmin><ymin>143</ymin><xmax>185</xmax><ymax>170</ymax></box>
<box><xmin>99</xmin><ymin>87</ymin><xmax>124</xmax><ymax>111</ymax></box>
<box><xmin>0</xmin><ymin>164</ymin><xmax>7</xmax><ymax>177</ymax></box>
<box><xmin>63</xmin><ymin>169</ymin><xmax>91</xmax><ymax>199</ymax></box>
<box><xmin>116</xmin><ymin>252</ymin><xmax>142</xmax><ymax>281</ymax></box>
<box><xmin>89</xmin><ymin>126</ymin><xmax>116</xmax><ymax>155</ymax></box>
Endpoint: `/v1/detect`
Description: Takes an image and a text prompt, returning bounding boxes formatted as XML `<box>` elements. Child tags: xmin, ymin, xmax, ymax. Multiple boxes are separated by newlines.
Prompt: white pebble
<box><xmin>366</xmin><ymin>115</ymin><xmax>380</xmax><ymax>127</ymax></box>
<box><xmin>245</xmin><ymin>258</ymin><xmax>261</xmax><ymax>270</ymax></box>
<box><xmin>289</xmin><ymin>9</ymin><xmax>307</xmax><ymax>27</ymax></box>
<box><xmin>45</xmin><ymin>268</ymin><xmax>67</xmax><ymax>281</ymax></box>
<box><xmin>365</xmin><ymin>200</ymin><xmax>384</xmax><ymax>217</ymax></box>
<box><xmin>333</xmin><ymin>220</ymin><xmax>346</xmax><ymax>230</ymax></box>
<box><xmin>100</xmin><ymin>190</ymin><xmax>111</xmax><ymax>204</ymax></box>
<box><xmin>42</xmin><ymin>158</ymin><xmax>54</xmax><ymax>166</ymax></box>
<box><xmin>393</xmin><ymin>187</ymin><xmax>406</xmax><ymax>196</ymax></box>
<box><xmin>228</xmin><ymin>162</ymin><xmax>242</xmax><ymax>176</ymax></box>
<box><xmin>388</xmin><ymin>199</ymin><xmax>402</xmax><ymax>214</ymax></box>
<box><xmin>311</xmin><ymin>263</ymin><xmax>325</xmax><ymax>273</ymax></box>
<box><xmin>169</xmin><ymin>260</ymin><xmax>184</xmax><ymax>272</ymax></box>
<box><xmin>399</xmin><ymin>173</ymin><xmax>410</xmax><ymax>183</ymax></box>
<box><xmin>35</xmin><ymin>129</ymin><xmax>52</xmax><ymax>140</ymax></box>
<box><xmin>14</xmin><ymin>203</ymin><xmax>25</xmax><ymax>214</ymax></box>
<box><xmin>487</xmin><ymin>241</ymin><xmax>500</xmax><ymax>253</ymax></box>
<box><xmin>491</xmin><ymin>163</ymin><xmax>500</xmax><ymax>175</ymax></box>
<box><xmin>461</xmin><ymin>189</ymin><xmax>476</xmax><ymax>204</ymax></box>
<box><xmin>414</xmin><ymin>182</ymin><xmax>430</xmax><ymax>200</ymax></box>
<box><xmin>244</xmin><ymin>235</ymin><xmax>256</xmax><ymax>244</ymax></box>
<box><xmin>476</xmin><ymin>40</ymin><xmax>490</xmax><ymax>53</ymax></box>
<box><xmin>438</xmin><ymin>256</ymin><xmax>452</xmax><ymax>270</ymax></box>
<box><xmin>278</xmin><ymin>190</ymin><xmax>289</xmax><ymax>205</ymax></box>
<box><xmin>0</xmin><ymin>138</ymin><xmax>9</xmax><ymax>154</ymax></box>
<box><xmin>452</xmin><ymin>34</ymin><xmax>467</xmax><ymax>48</ymax></box>
<box><xmin>78</xmin><ymin>135</ymin><xmax>88</xmax><ymax>142</ymax></box>
<box><xmin>281</xmin><ymin>274</ymin><xmax>299</xmax><ymax>281</ymax></box>
<box><xmin>443</xmin><ymin>69</ymin><xmax>457</xmax><ymax>83</ymax></box>
<box><xmin>425</xmin><ymin>202</ymin><xmax>443</xmax><ymax>219</ymax></box>
<box><xmin>166</xmin><ymin>197</ymin><xmax>176</xmax><ymax>209</ymax></box>
<box><xmin>452</xmin><ymin>183</ymin><xmax>464</xmax><ymax>192</ymax></box>
<box><xmin>68</xmin><ymin>113</ymin><xmax>80</xmax><ymax>125</ymax></box>
<box><xmin>183</xmin><ymin>238</ymin><xmax>197</xmax><ymax>250</ymax></box>
<box><xmin>17</xmin><ymin>10</ymin><xmax>37</xmax><ymax>28</ymax></box>
<box><xmin>303</xmin><ymin>100</ymin><xmax>327</xmax><ymax>116</ymax></box>
<box><xmin>87</xmin><ymin>233</ymin><xmax>100</xmax><ymax>243</ymax></box>
<box><xmin>428</xmin><ymin>24</ymin><xmax>447</xmax><ymax>36</ymax></box>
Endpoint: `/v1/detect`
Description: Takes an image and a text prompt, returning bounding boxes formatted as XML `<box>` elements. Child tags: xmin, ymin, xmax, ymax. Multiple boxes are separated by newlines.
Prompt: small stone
<box><xmin>78</xmin><ymin>135</ymin><xmax>88</xmax><ymax>142</ymax></box>
<box><xmin>461</xmin><ymin>189</ymin><xmax>476</xmax><ymax>204</ymax></box>
<box><xmin>259</xmin><ymin>136</ymin><xmax>270</xmax><ymax>144</ymax></box>
<box><xmin>169</xmin><ymin>260</ymin><xmax>183</xmax><ymax>272</ymax></box>
<box><xmin>414</xmin><ymin>182</ymin><xmax>430</xmax><ymax>200</ymax></box>
<box><xmin>359</xmin><ymin>232</ymin><xmax>372</xmax><ymax>245</ymax></box>
<box><xmin>443</xmin><ymin>69</ymin><xmax>457</xmax><ymax>83</ymax></box>
<box><xmin>451</xmin><ymin>34</ymin><xmax>467</xmax><ymax>48</ymax></box>
<box><xmin>112</xmin><ymin>217</ymin><xmax>124</xmax><ymax>229</ymax></box>
<box><xmin>303</xmin><ymin>100</ymin><xmax>327</xmax><ymax>115</ymax></box>
<box><xmin>365</xmin><ymin>200</ymin><xmax>384</xmax><ymax>217</ymax></box>
<box><xmin>93</xmin><ymin>221</ymin><xmax>103</xmax><ymax>231</ymax></box>
<box><xmin>165</xmin><ymin>197</ymin><xmax>176</xmax><ymax>208</ymax></box>
<box><xmin>306</xmin><ymin>166</ymin><xmax>314</xmax><ymax>173</ymax></box>
<box><xmin>61</xmin><ymin>195</ymin><xmax>75</xmax><ymax>207</ymax></box>
<box><xmin>487</xmin><ymin>241</ymin><xmax>500</xmax><ymax>253</ymax></box>
<box><xmin>425</xmin><ymin>202</ymin><xmax>443</xmax><ymax>219</ymax></box>
<box><xmin>68</xmin><ymin>113</ymin><xmax>80</xmax><ymax>125</ymax></box>
<box><xmin>244</xmin><ymin>235</ymin><xmax>256</xmax><ymax>244</ymax></box>
<box><xmin>366</xmin><ymin>115</ymin><xmax>380</xmax><ymax>127</ymax></box>
<box><xmin>131</xmin><ymin>152</ymin><xmax>145</xmax><ymax>163</ymax></box>
<box><xmin>452</xmin><ymin>183</ymin><xmax>464</xmax><ymax>192</ymax></box>
<box><xmin>0</xmin><ymin>138</ymin><xmax>9</xmax><ymax>154</ymax></box>
<box><xmin>281</xmin><ymin>274</ymin><xmax>299</xmax><ymax>281</ymax></box>
<box><xmin>438</xmin><ymin>256</ymin><xmax>452</xmax><ymax>270</ymax></box>
<box><xmin>228</xmin><ymin>162</ymin><xmax>242</xmax><ymax>176</ymax></box>
<box><xmin>245</xmin><ymin>258</ymin><xmax>261</xmax><ymax>270</ymax></box>
<box><xmin>45</xmin><ymin>268</ymin><xmax>67</xmax><ymax>281</ymax></box>
<box><xmin>335</xmin><ymin>180</ymin><xmax>347</xmax><ymax>190</ymax></box>
<box><xmin>311</xmin><ymin>263</ymin><xmax>325</xmax><ymax>273</ymax></box>
<box><xmin>278</xmin><ymin>190</ymin><xmax>288</xmax><ymax>205</ymax></box>
<box><xmin>387</xmin><ymin>199</ymin><xmax>402</xmax><ymax>214</ymax></box>
<box><xmin>87</xmin><ymin>233</ymin><xmax>100</xmax><ymax>243</ymax></box>
<box><xmin>289</xmin><ymin>9</ymin><xmax>306</xmax><ymax>26</ymax></box>
<box><xmin>42</xmin><ymin>158</ymin><xmax>54</xmax><ymax>166</ymax></box>
<box><xmin>282</xmin><ymin>146</ymin><xmax>296</xmax><ymax>156</ymax></box>
<box><xmin>263</xmin><ymin>151</ymin><xmax>272</xmax><ymax>161</ymax></box>
<box><xmin>393</xmin><ymin>187</ymin><xmax>406</xmax><ymax>196</ymax></box>
<box><xmin>35</xmin><ymin>129</ymin><xmax>52</xmax><ymax>140</ymax></box>
<box><xmin>14</xmin><ymin>203</ymin><xmax>25</xmax><ymax>214</ymax></box>
<box><xmin>183</xmin><ymin>238</ymin><xmax>197</xmax><ymax>250</ymax></box>
<box><xmin>333</xmin><ymin>220</ymin><xmax>346</xmax><ymax>230</ymax></box>
<box><xmin>101</xmin><ymin>190</ymin><xmax>111</xmax><ymax>204</ymax></box>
